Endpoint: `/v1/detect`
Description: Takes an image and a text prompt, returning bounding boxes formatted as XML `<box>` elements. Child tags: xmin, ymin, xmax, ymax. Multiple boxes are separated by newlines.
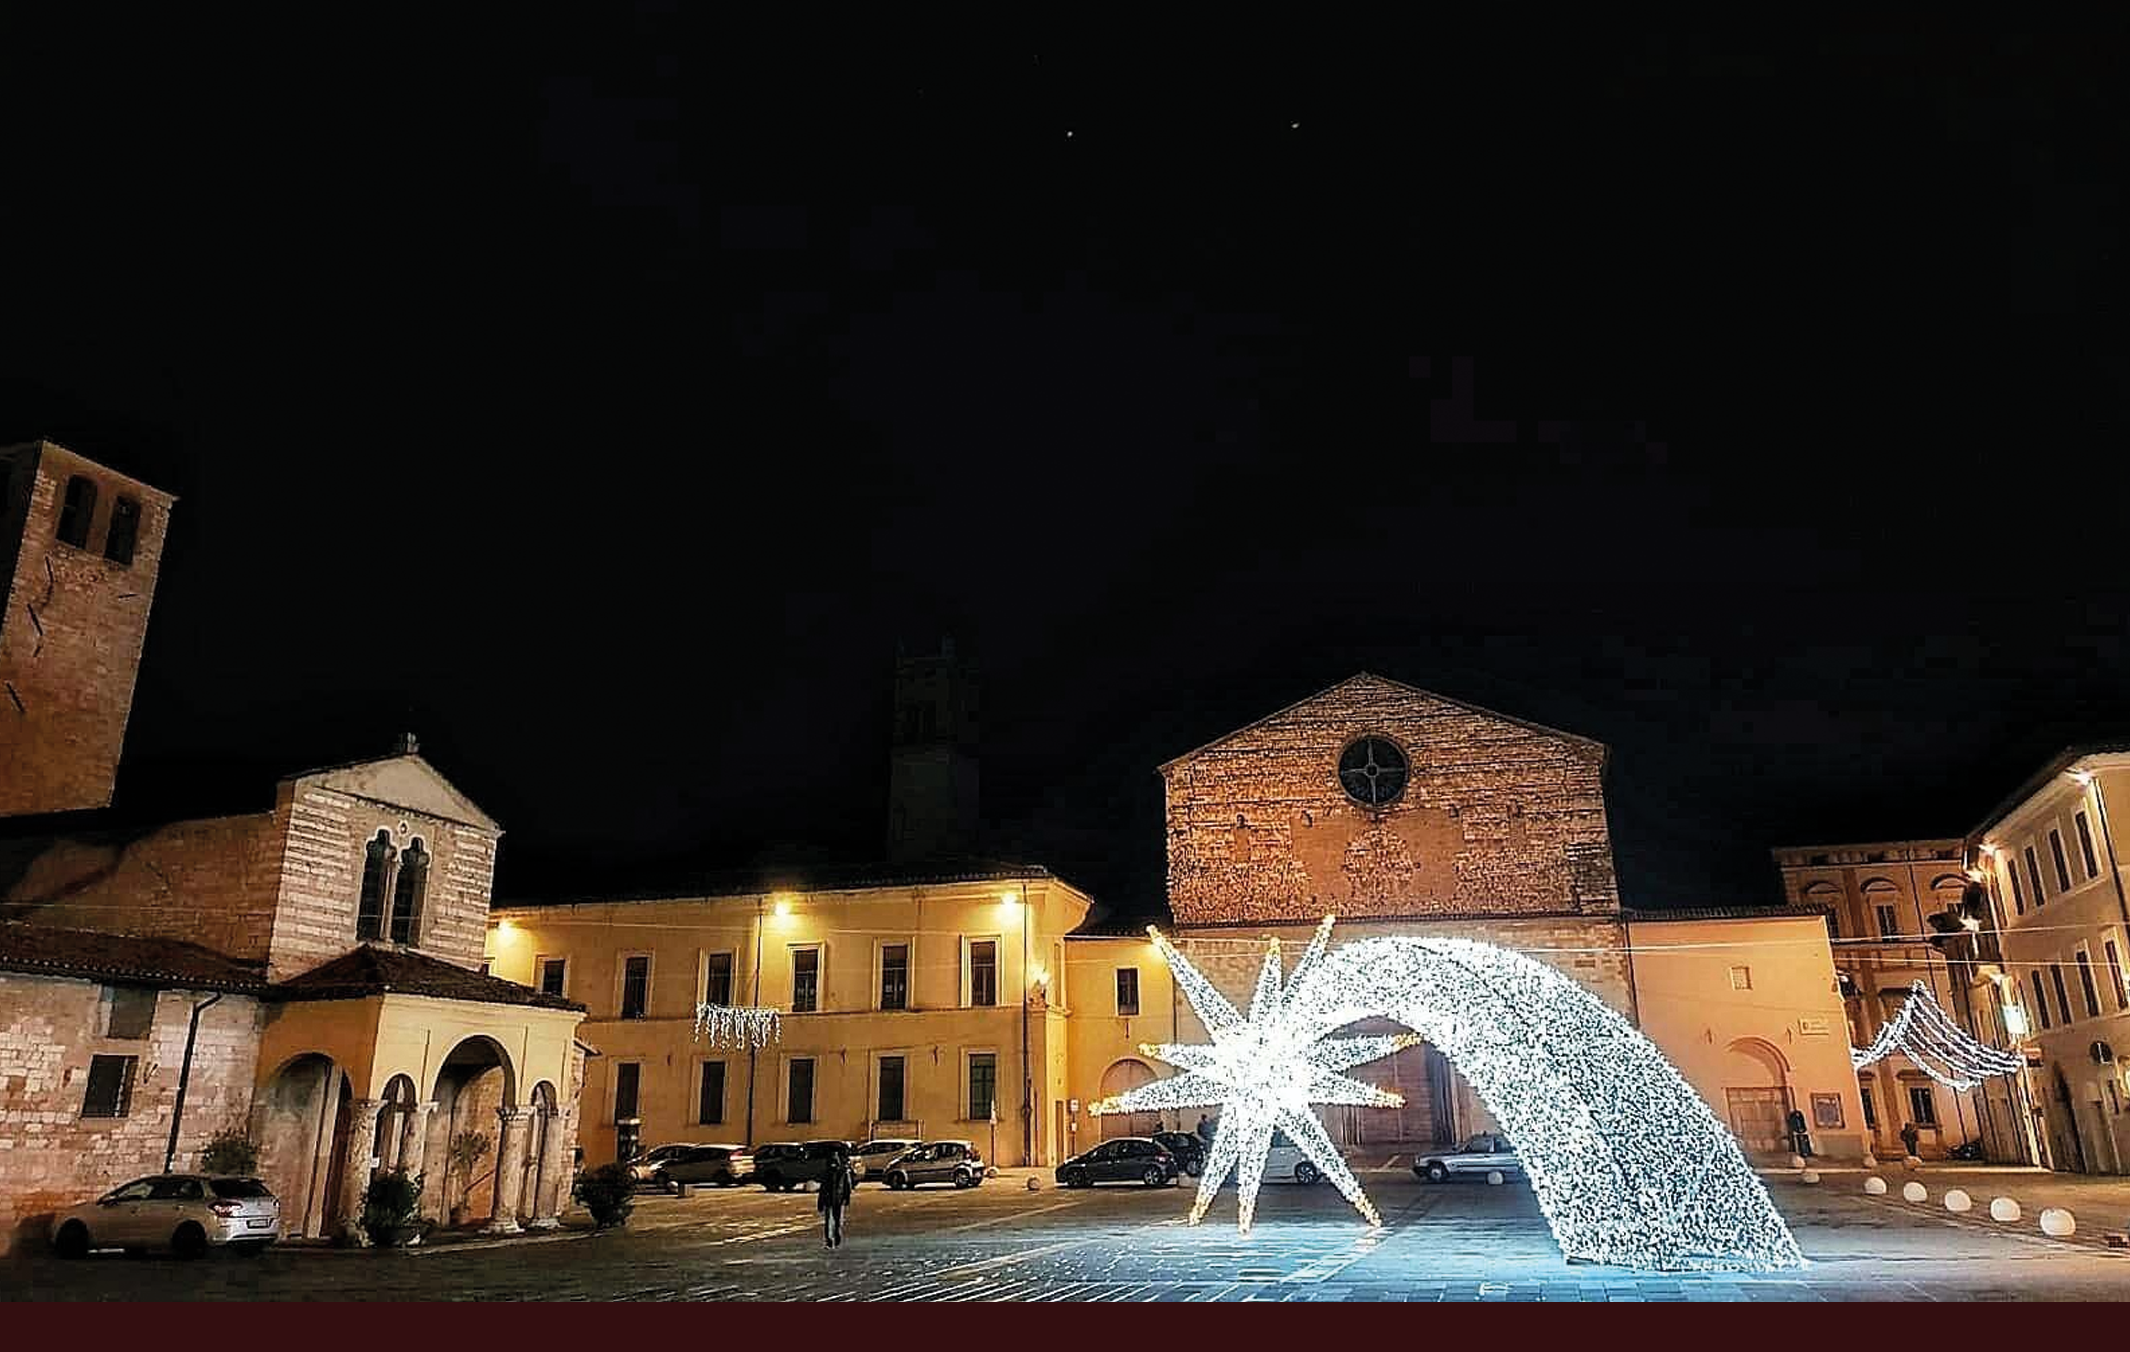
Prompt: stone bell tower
<box><xmin>0</xmin><ymin>440</ymin><xmax>176</xmax><ymax>816</ymax></box>
<box><xmin>886</xmin><ymin>638</ymin><xmax>981</xmax><ymax>861</ymax></box>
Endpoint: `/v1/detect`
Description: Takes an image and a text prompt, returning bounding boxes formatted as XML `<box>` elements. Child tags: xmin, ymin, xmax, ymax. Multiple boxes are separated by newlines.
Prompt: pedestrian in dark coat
<box><xmin>819</xmin><ymin>1145</ymin><xmax>856</xmax><ymax>1248</ymax></box>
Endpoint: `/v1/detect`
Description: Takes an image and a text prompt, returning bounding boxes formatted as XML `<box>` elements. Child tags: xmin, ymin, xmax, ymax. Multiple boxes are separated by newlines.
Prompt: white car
<box><xmin>629</xmin><ymin>1143</ymin><xmax>711</xmax><ymax>1183</ymax></box>
<box><xmin>1260</xmin><ymin>1130</ymin><xmax>1327</xmax><ymax>1185</ymax></box>
<box><xmin>53</xmin><ymin>1174</ymin><xmax>280</xmax><ymax>1258</ymax></box>
<box><xmin>1413</xmin><ymin>1133</ymin><xmax>1523</xmax><ymax>1183</ymax></box>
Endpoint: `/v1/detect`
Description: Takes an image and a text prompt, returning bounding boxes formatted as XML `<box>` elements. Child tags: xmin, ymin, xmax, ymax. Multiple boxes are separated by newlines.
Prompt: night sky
<box><xmin>5</xmin><ymin>16</ymin><xmax>2127</xmax><ymax>916</ymax></box>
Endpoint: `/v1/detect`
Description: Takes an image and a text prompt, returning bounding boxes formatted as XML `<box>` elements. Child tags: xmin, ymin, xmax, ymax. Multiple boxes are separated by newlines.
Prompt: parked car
<box><xmin>850</xmin><ymin>1138</ymin><xmax>921</xmax><ymax>1183</ymax></box>
<box><xmin>654</xmin><ymin>1144</ymin><xmax>755</xmax><ymax>1190</ymax></box>
<box><xmin>1152</xmin><ymin>1131</ymin><xmax>1206</xmax><ymax>1176</ymax></box>
<box><xmin>754</xmin><ymin>1139</ymin><xmax>854</xmax><ymax>1191</ymax></box>
<box><xmin>1257</xmin><ymin>1129</ymin><xmax>1328</xmax><ymax>1184</ymax></box>
<box><xmin>883</xmin><ymin>1140</ymin><xmax>986</xmax><ymax>1189</ymax></box>
<box><xmin>1055</xmin><ymin>1137</ymin><xmax>1182</xmax><ymax>1188</ymax></box>
<box><xmin>1413</xmin><ymin>1132</ymin><xmax>1523</xmax><ymax>1183</ymax></box>
<box><xmin>628</xmin><ymin>1143</ymin><xmax>710</xmax><ymax>1184</ymax></box>
<box><xmin>53</xmin><ymin>1175</ymin><xmax>280</xmax><ymax>1259</ymax></box>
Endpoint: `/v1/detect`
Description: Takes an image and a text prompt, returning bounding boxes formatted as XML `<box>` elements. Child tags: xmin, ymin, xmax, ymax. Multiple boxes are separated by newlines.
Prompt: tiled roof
<box><xmin>502</xmin><ymin>856</ymin><xmax>1070</xmax><ymax>907</ymax></box>
<box><xmin>272</xmin><ymin>945</ymin><xmax>584</xmax><ymax>1011</ymax></box>
<box><xmin>0</xmin><ymin>923</ymin><xmax>268</xmax><ymax>992</ymax></box>
<box><xmin>1624</xmin><ymin>904</ymin><xmax>1834</xmax><ymax>923</ymax></box>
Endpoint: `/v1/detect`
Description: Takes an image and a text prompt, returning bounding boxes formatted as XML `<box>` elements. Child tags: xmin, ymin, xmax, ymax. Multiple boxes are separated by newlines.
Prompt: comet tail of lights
<box><xmin>1093</xmin><ymin>916</ymin><xmax>1804</xmax><ymax>1272</ymax></box>
<box><xmin>1850</xmin><ymin>980</ymin><xmax>2025</xmax><ymax>1089</ymax></box>
<box><xmin>692</xmin><ymin>1004</ymin><xmax>782</xmax><ymax>1049</ymax></box>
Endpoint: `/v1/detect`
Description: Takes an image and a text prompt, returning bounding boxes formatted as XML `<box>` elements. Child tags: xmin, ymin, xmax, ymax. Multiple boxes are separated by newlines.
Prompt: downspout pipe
<box><xmin>164</xmin><ymin>993</ymin><xmax>224</xmax><ymax>1174</ymax></box>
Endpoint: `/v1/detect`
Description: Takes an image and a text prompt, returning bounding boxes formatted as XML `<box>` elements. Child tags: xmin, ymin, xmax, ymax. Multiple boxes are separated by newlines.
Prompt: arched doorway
<box><xmin>254</xmin><ymin>1053</ymin><xmax>351</xmax><ymax>1239</ymax></box>
<box><xmin>1098</xmin><ymin>1059</ymin><xmax>1162</xmax><ymax>1139</ymax></box>
<box><xmin>375</xmin><ymin>1074</ymin><xmax>419</xmax><ymax>1175</ymax></box>
<box><xmin>430</xmin><ymin>1036</ymin><xmax>517</xmax><ymax>1226</ymax></box>
<box><xmin>1723</xmin><ymin>1038</ymin><xmax>1794</xmax><ymax>1158</ymax></box>
<box><xmin>520</xmin><ymin>1082</ymin><xmax>558</xmax><ymax>1224</ymax></box>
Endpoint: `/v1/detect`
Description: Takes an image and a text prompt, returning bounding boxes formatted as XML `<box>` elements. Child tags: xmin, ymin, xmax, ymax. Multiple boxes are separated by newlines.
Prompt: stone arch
<box><xmin>375</xmin><ymin>1073</ymin><xmax>420</xmax><ymax>1175</ymax></box>
<box><xmin>253</xmin><ymin>1052</ymin><xmax>351</xmax><ymax>1239</ymax></box>
<box><xmin>1727</xmin><ymin>1036</ymin><xmax>1791</xmax><ymax>1081</ymax></box>
<box><xmin>1293</xmin><ymin>936</ymin><xmax>1802</xmax><ymax>1270</ymax></box>
<box><xmin>1098</xmin><ymin>1058</ymin><xmax>1162</xmax><ymax>1139</ymax></box>
<box><xmin>521</xmin><ymin>1081</ymin><xmax>562</xmax><ymax>1224</ymax></box>
<box><xmin>427</xmin><ymin>1035</ymin><xmax>518</xmax><ymax>1224</ymax></box>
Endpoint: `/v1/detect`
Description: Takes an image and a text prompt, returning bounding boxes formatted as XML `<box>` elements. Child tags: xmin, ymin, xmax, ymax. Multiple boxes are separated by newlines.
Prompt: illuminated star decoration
<box><xmin>1091</xmin><ymin>917</ymin><xmax>1413</xmax><ymax>1233</ymax></box>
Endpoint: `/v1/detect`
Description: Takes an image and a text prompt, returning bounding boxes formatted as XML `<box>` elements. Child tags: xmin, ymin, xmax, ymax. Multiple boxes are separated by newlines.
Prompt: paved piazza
<box><xmin>7</xmin><ymin>1169</ymin><xmax>2130</xmax><ymax>1301</ymax></box>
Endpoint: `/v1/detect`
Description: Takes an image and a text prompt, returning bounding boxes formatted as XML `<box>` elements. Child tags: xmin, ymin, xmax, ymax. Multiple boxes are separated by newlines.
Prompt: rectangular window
<box><xmin>792</xmin><ymin>947</ymin><xmax>819</xmax><ymax>1013</ymax></box>
<box><xmin>1859</xmin><ymin>1083</ymin><xmax>1878</xmax><ymax>1130</ymax></box>
<box><xmin>968</xmin><ymin>1052</ymin><xmax>997</xmax><ymax>1122</ymax></box>
<box><xmin>698</xmin><ymin>1061</ymin><xmax>726</xmax><ymax>1126</ymax></box>
<box><xmin>2031</xmin><ymin>971</ymin><xmax>2054</xmax><ymax>1029</ymax></box>
<box><xmin>1116</xmin><ymin>967</ymin><xmax>1141</xmax><ymax>1016</ymax></box>
<box><xmin>539</xmin><ymin>958</ymin><xmax>567</xmax><ymax>998</ymax></box>
<box><xmin>2007</xmin><ymin>859</ymin><xmax>2026</xmax><ymax>915</ymax></box>
<box><xmin>2050</xmin><ymin>830</ymin><xmax>2074</xmax><ymax>891</ymax></box>
<box><xmin>878</xmin><ymin>1055</ymin><xmax>906</xmax><ymax>1122</ymax></box>
<box><xmin>2052</xmin><ymin>963</ymin><xmax>2075</xmax><ymax>1026</ymax></box>
<box><xmin>2077</xmin><ymin>950</ymin><xmax>2102</xmax><ymax>1019</ymax></box>
<box><xmin>880</xmin><ymin>944</ymin><xmax>909</xmax><ymax>1011</ymax></box>
<box><xmin>80</xmin><ymin>1054</ymin><xmax>137</xmax><ymax>1119</ymax></box>
<box><xmin>703</xmin><ymin>952</ymin><xmax>734</xmax><ymax>1006</ymax></box>
<box><xmin>969</xmin><ymin>939</ymin><xmax>998</xmax><ymax>1007</ymax></box>
<box><xmin>2027</xmin><ymin>846</ymin><xmax>2048</xmax><ymax>906</ymax></box>
<box><xmin>2077</xmin><ymin>811</ymin><xmax>2102</xmax><ymax>879</ymax></box>
<box><xmin>1907</xmin><ymin>1085</ymin><xmax>1937</xmax><ymax>1128</ymax></box>
<box><xmin>788</xmin><ymin>1058</ymin><xmax>815</xmax><ymax>1124</ymax></box>
<box><xmin>620</xmin><ymin>955</ymin><xmax>650</xmax><ymax>1019</ymax></box>
<box><xmin>1728</xmin><ymin>965</ymin><xmax>1752</xmax><ymax>991</ymax></box>
<box><xmin>104</xmin><ymin>986</ymin><xmax>156</xmax><ymax>1040</ymax></box>
<box><xmin>2106</xmin><ymin>939</ymin><xmax>2129</xmax><ymax>1010</ymax></box>
<box><xmin>1875</xmin><ymin>904</ymin><xmax>1899</xmax><ymax>939</ymax></box>
<box><xmin>613</xmin><ymin>1062</ymin><xmax>641</xmax><ymax>1122</ymax></box>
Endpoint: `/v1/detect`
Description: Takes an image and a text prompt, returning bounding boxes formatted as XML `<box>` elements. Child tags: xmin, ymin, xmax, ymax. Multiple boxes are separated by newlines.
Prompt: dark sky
<box><xmin>5</xmin><ymin>15</ymin><xmax>2127</xmax><ymax>915</ymax></box>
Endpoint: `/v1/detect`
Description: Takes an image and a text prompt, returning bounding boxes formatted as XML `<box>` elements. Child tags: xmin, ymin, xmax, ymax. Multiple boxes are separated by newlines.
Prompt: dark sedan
<box><xmin>1056</xmin><ymin>1137</ymin><xmax>1182</xmax><ymax>1189</ymax></box>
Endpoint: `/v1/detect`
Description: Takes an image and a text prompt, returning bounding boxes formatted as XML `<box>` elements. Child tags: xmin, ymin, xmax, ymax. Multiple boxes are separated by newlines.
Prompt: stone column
<box><xmin>335</xmin><ymin>1098</ymin><xmax>384</xmax><ymax>1245</ymax></box>
<box><xmin>400</xmin><ymin>1102</ymin><xmax>438</xmax><ymax>1193</ymax></box>
<box><xmin>528</xmin><ymin>1110</ymin><xmax>571</xmax><ymax>1228</ymax></box>
<box><xmin>484</xmin><ymin>1105</ymin><xmax>528</xmax><ymax>1235</ymax></box>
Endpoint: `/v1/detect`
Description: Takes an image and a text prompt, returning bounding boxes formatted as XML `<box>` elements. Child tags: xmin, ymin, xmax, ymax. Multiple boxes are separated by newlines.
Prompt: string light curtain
<box><xmin>1850</xmin><ymin>980</ymin><xmax>2024</xmax><ymax>1090</ymax></box>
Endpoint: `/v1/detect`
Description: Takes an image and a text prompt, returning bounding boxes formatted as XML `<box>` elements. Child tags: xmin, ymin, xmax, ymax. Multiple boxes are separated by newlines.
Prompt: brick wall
<box><xmin>0</xmin><ymin>973</ymin><xmax>262</xmax><ymax>1254</ymax></box>
<box><xmin>1164</xmin><ymin>675</ymin><xmax>1618</xmax><ymax>925</ymax></box>
<box><xmin>0</xmin><ymin>814</ymin><xmax>285</xmax><ymax>964</ymax></box>
<box><xmin>0</xmin><ymin>442</ymin><xmax>174</xmax><ymax>817</ymax></box>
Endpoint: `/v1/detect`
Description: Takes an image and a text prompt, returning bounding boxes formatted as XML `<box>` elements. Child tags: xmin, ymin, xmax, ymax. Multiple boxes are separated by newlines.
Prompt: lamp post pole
<box><xmin>745</xmin><ymin>894</ymin><xmax>764</xmax><ymax>1147</ymax></box>
<box><xmin>163</xmin><ymin>993</ymin><xmax>223</xmax><ymax>1174</ymax></box>
<box><xmin>1021</xmin><ymin>876</ymin><xmax>1033</xmax><ymax>1168</ymax></box>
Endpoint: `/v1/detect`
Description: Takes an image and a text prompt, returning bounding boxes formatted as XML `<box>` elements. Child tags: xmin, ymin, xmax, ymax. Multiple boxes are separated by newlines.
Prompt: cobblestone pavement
<box><xmin>7</xmin><ymin>1170</ymin><xmax>2130</xmax><ymax>1301</ymax></box>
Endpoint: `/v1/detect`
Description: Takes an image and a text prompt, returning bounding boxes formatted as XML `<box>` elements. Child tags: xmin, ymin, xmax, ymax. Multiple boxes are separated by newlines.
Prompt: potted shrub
<box><xmin>199</xmin><ymin>1129</ymin><xmax>260</xmax><ymax>1176</ymax></box>
<box><xmin>361</xmin><ymin>1170</ymin><xmax>425</xmax><ymax>1247</ymax></box>
<box><xmin>575</xmin><ymin>1163</ymin><xmax>635</xmax><ymax>1230</ymax></box>
<box><xmin>446</xmin><ymin>1129</ymin><xmax>492</xmax><ymax>1227</ymax></box>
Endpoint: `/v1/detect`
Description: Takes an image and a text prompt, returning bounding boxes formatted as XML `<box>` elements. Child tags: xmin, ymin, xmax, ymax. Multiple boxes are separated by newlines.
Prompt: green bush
<box><xmin>575</xmin><ymin>1163</ymin><xmax>634</xmax><ymax>1230</ymax></box>
<box><xmin>199</xmin><ymin>1129</ymin><xmax>260</xmax><ymax>1176</ymax></box>
<box><xmin>361</xmin><ymin>1170</ymin><xmax>424</xmax><ymax>1247</ymax></box>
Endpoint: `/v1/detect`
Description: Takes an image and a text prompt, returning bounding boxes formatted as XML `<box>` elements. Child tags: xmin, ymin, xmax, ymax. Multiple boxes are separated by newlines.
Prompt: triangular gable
<box><xmin>288</xmin><ymin>755</ymin><xmax>502</xmax><ymax>833</ymax></box>
<box><xmin>1157</xmin><ymin>672</ymin><xmax>1607</xmax><ymax>773</ymax></box>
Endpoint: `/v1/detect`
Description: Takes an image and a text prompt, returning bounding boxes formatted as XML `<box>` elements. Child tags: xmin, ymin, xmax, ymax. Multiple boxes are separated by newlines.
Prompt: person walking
<box><xmin>1786</xmin><ymin>1107</ymin><xmax>1813</xmax><ymax>1158</ymax></box>
<box><xmin>1900</xmin><ymin>1120</ymin><xmax>1921</xmax><ymax>1162</ymax></box>
<box><xmin>1196</xmin><ymin>1113</ymin><xmax>1215</xmax><ymax>1145</ymax></box>
<box><xmin>819</xmin><ymin>1144</ymin><xmax>855</xmax><ymax>1249</ymax></box>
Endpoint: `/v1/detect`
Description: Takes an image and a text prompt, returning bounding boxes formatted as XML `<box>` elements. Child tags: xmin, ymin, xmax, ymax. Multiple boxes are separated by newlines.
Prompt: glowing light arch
<box><xmin>1096</xmin><ymin>920</ymin><xmax>1803</xmax><ymax>1272</ymax></box>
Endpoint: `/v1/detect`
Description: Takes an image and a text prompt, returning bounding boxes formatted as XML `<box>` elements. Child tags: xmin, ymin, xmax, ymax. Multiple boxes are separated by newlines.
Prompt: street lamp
<box><xmin>1003</xmin><ymin>886</ymin><xmax>1031</xmax><ymax>1167</ymax></box>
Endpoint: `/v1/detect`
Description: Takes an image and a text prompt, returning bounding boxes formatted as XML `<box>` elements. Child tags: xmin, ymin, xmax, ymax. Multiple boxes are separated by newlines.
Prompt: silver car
<box><xmin>1413</xmin><ymin>1133</ymin><xmax>1523</xmax><ymax>1183</ymax></box>
<box><xmin>850</xmin><ymin>1138</ymin><xmax>920</xmax><ymax>1183</ymax></box>
<box><xmin>53</xmin><ymin>1174</ymin><xmax>281</xmax><ymax>1258</ymax></box>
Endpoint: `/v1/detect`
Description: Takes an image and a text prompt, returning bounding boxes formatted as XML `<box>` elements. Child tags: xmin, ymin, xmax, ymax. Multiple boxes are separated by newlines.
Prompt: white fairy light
<box><xmin>1851</xmin><ymin>980</ymin><xmax>2024</xmax><ymax>1090</ymax></box>
<box><xmin>1096</xmin><ymin>917</ymin><xmax>1804</xmax><ymax>1272</ymax></box>
<box><xmin>692</xmin><ymin>1004</ymin><xmax>782</xmax><ymax>1049</ymax></box>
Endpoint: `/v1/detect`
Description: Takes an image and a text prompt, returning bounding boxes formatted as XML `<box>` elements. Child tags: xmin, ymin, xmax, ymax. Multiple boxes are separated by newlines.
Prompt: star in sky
<box><xmin>1090</xmin><ymin>917</ymin><xmax>1414</xmax><ymax>1233</ymax></box>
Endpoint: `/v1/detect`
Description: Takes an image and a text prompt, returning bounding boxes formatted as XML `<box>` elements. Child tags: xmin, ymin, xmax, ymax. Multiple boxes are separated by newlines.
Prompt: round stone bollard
<box><xmin>1025</xmin><ymin>1176</ymin><xmax>1041</xmax><ymax>1192</ymax></box>
<box><xmin>1800</xmin><ymin>1169</ymin><xmax>1821</xmax><ymax>1185</ymax></box>
<box><xmin>1485</xmin><ymin>1170</ymin><xmax>1505</xmax><ymax>1186</ymax></box>
<box><xmin>1861</xmin><ymin>1153</ymin><xmax>1878</xmax><ymax>1168</ymax></box>
<box><xmin>1944</xmin><ymin>1189</ymin><xmax>1972</xmax><ymax>1214</ymax></box>
<box><xmin>1904</xmin><ymin>1155</ymin><xmax>1923</xmax><ymax>1170</ymax></box>
<box><xmin>1864</xmin><ymin>1176</ymin><xmax>1888</xmax><ymax>1195</ymax></box>
<box><xmin>2041</xmin><ymin>1208</ymin><xmax>2076</xmax><ymax>1237</ymax></box>
<box><xmin>1788</xmin><ymin>1154</ymin><xmax>1806</xmax><ymax>1170</ymax></box>
<box><xmin>1990</xmin><ymin>1197</ymin><xmax>2022</xmax><ymax>1223</ymax></box>
<box><xmin>1902</xmin><ymin>1181</ymin><xmax>1928</xmax><ymax>1203</ymax></box>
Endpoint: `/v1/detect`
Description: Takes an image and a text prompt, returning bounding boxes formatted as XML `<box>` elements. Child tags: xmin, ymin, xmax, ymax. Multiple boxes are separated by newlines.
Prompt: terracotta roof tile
<box><xmin>272</xmin><ymin>945</ymin><xmax>583</xmax><ymax>1011</ymax></box>
<box><xmin>0</xmin><ymin>923</ymin><xmax>268</xmax><ymax>992</ymax></box>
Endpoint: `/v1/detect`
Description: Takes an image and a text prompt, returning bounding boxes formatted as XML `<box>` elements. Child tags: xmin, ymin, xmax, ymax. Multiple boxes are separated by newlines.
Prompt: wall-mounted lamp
<box><xmin>771</xmin><ymin>896</ymin><xmax>794</xmax><ymax>921</ymax></box>
<box><xmin>1000</xmin><ymin>890</ymin><xmax>1022</xmax><ymax>911</ymax></box>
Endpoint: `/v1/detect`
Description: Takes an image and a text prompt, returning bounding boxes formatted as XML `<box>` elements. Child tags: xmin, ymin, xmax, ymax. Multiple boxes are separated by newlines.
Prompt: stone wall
<box><xmin>0</xmin><ymin>973</ymin><xmax>262</xmax><ymax>1254</ymax></box>
<box><xmin>0</xmin><ymin>814</ymin><xmax>285</xmax><ymax>964</ymax></box>
<box><xmin>1164</xmin><ymin>675</ymin><xmax>1618</xmax><ymax>925</ymax></box>
<box><xmin>0</xmin><ymin>442</ymin><xmax>174</xmax><ymax>817</ymax></box>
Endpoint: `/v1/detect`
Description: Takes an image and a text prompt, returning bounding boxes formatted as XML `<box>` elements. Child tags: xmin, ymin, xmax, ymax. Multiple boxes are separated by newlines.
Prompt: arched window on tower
<box><xmin>103</xmin><ymin>496</ymin><xmax>141</xmax><ymax>566</ymax></box>
<box><xmin>390</xmin><ymin>837</ymin><xmax>429</xmax><ymax>945</ymax></box>
<box><xmin>357</xmin><ymin>830</ymin><xmax>396</xmax><ymax>941</ymax></box>
<box><xmin>56</xmin><ymin>475</ymin><xmax>97</xmax><ymax>548</ymax></box>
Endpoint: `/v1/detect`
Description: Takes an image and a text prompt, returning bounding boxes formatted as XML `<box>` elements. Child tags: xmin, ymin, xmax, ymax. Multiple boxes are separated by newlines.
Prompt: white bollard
<box><xmin>1904</xmin><ymin>1155</ymin><xmax>1923</xmax><ymax>1169</ymax></box>
<box><xmin>1861</xmin><ymin>1153</ymin><xmax>1878</xmax><ymax>1168</ymax></box>
<box><xmin>1943</xmin><ymin>1189</ymin><xmax>1972</xmax><ymax>1214</ymax></box>
<box><xmin>1025</xmin><ymin>1176</ymin><xmax>1041</xmax><ymax>1192</ymax></box>
<box><xmin>1864</xmin><ymin>1176</ymin><xmax>1888</xmax><ymax>1195</ymax></box>
<box><xmin>1485</xmin><ymin>1170</ymin><xmax>1505</xmax><ymax>1186</ymax></box>
<box><xmin>1990</xmin><ymin>1197</ymin><xmax>2021</xmax><ymax>1223</ymax></box>
<box><xmin>2041</xmin><ymin>1208</ymin><xmax>2076</xmax><ymax>1237</ymax></box>
<box><xmin>1800</xmin><ymin>1169</ymin><xmax>1820</xmax><ymax>1185</ymax></box>
<box><xmin>1902</xmin><ymin>1182</ymin><xmax>1928</xmax><ymax>1203</ymax></box>
<box><xmin>1788</xmin><ymin>1154</ymin><xmax>1806</xmax><ymax>1171</ymax></box>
